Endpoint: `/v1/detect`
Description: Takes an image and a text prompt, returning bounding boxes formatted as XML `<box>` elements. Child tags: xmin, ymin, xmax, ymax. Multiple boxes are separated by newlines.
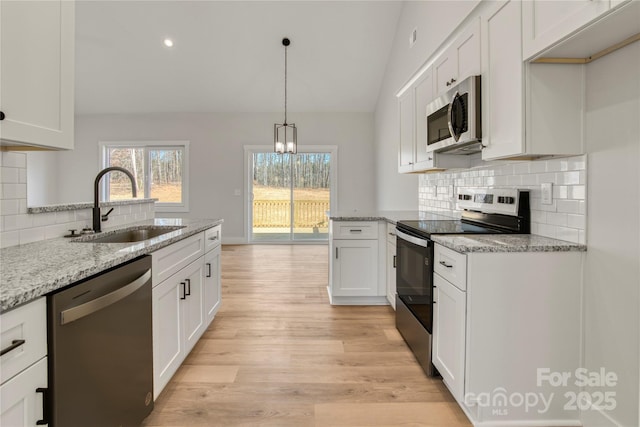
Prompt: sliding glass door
<box><xmin>250</xmin><ymin>150</ymin><xmax>332</xmax><ymax>242</ymax></box>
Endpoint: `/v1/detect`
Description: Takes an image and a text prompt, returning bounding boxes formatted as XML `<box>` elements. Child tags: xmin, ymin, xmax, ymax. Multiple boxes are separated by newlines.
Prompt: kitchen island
<box><xmin>0</xmin><ymin>217</ymin><xmax>223</xmax><ymax>312</ymax></box>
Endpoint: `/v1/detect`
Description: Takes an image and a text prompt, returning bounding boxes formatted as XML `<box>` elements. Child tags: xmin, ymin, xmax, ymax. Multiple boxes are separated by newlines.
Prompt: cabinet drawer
<box><xmin>434</xmin><ymin>244</ymin><xmax>467</xmax><ymax>291</ymax></box>
<box><xmin>204</xmin><ymin>225</ymin><xmax>222</xmax><ymax>252</ymax></box>
<box><xmin>152</xmin><ymin>232</ymin><xmax>205</xmax><ymax>286</ymax></box>
<box><xmin>0</xmin><ymin>298</ymin><xmax>47</xmax><ymax>385</ymax></box>
<box><xmin>386</xmin><ymin>222</ymin><xmax>397</xmax><ymax>244</ymax></box>
<box><xmin>333</xmin><ymin>221</ymin><xmax>378</xmax><ymax>239</ymax></box>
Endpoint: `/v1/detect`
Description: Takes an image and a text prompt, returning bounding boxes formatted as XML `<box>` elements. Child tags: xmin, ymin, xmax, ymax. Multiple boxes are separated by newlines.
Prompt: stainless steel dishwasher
<box><xmin>48</xmin><ymin>255</ymin><xmax>154</xmax><ymax>426</ymax></box>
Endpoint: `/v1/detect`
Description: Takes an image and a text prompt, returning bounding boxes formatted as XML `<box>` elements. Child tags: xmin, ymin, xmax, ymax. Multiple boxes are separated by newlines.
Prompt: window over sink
<box><xmin>100</xmin><ymin>141</ymin><xmax>189</xmax><ymax>212</ymax></box>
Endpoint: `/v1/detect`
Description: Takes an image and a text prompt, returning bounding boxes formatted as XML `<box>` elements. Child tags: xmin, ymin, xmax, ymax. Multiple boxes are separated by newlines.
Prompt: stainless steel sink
<box><xmin>75</xmin><ymin>226</ymin><xmax>185</xmax><ymax>243</ymax></box>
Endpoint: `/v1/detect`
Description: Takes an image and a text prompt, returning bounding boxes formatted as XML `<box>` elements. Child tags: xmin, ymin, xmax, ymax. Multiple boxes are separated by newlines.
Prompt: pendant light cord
<box><xmin>284</xmin><ymin>44</ymin><xmax>288</xmax><ymax>125</ymax></box>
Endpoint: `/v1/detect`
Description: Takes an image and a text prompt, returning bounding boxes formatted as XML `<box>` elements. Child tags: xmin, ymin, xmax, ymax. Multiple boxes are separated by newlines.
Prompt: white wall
<box><xmin>53</xmin><ymin>112</ymin><xmax>376</xmax><ymax>242</ymax></box>
<box><xmin>581</xmin><ymin>42</ymin><xmax>639</xmax><ymax>427</ymax></box>
<box><xmin>373</xmin><ymin>0</ymin><xmax>480</xmax><ymax>210</ymax></box>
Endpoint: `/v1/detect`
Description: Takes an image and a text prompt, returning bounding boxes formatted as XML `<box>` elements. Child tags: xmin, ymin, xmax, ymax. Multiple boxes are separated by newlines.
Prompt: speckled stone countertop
<box><xmin>329</xmin><ymin>210</ymin><xmax>461</xmax><ymax>224</ymax></box>
<box><xmin>0</xmin><ymin>217</ymin><xmax>222</xmax><ymax>312</ymax></box>
<box><xmin>27</xmin><ymin>198</ymin><xmax>158</xmax><ymax>213</ymax></box>
<box><xmin>432</xmin><ymin>234</ymin><xmax>587</xmax><ymax>254</ymax></box>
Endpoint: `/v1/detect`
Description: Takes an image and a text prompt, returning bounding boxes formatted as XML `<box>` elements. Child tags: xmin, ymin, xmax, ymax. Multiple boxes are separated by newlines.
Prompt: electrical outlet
<box><xmin>541</xmin><ymin>183</ymin><xmax>553</xmax><ymax>205</ymax></box>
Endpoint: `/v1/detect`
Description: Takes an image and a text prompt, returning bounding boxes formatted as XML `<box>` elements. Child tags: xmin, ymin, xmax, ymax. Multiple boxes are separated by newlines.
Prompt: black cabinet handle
<box><xmin>439</xmin><ymin>260</ymin><xmax>453</xmax><ymax>268</ymax></box>
<box><xmin>335</xmin><ymin>247</ymin><xmax>339</xmax><ymax>259</ymax></box>
<box><xmin>180</xmin><ymin>282</ymin><xmax>186</xmax><ymax>300</ymax></box>
<box><xmin>0</xmin><ymin>339</ymin><xmax>26</xmax><ymax>356</ymax></box>
<box><xmin>185</xmin><ymin>279</ymin><xmax>191</xmax><ymax>296</ymax></box>
<box><xmin>36</xmin><ymin>387</ymin><xmax>50</xmax><ymax>425</ymax></box>
<box><xmin>393</xmin><ymin>255</ymin><xmax>397</xmax><ymax>269</ymax></box>
<box><xmin>0</xmin><ymin>111</ymin><xmax>5</xmax><ymax>121</ymax></box>
<box><xmin>206</xmin><ymin>263</ymin><xmax>212</xmax><ymax>278</ymax></box>
<box><xmin>349</xmin><ymin>229</ymin><xmax>362</xmax><ymax>233</ymax></box>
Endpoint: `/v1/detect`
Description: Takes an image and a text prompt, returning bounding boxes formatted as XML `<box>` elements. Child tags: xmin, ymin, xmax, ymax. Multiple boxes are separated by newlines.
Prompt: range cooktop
<box><xmin>397</xmin><ymin>187</ymin><xmax>531</xmax><ymax>239</ymax></box>
<box><xmin>396</xmin><ymin>219</ymin><xmax>505</xmax><ymax>237</ymax></box>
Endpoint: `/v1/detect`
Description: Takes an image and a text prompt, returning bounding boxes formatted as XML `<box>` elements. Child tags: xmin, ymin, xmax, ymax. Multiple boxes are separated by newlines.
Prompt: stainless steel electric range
<box><xmin>395</xmin><ymin>187</ymin><xmax>530</xmax><ymax>377</ymax></box>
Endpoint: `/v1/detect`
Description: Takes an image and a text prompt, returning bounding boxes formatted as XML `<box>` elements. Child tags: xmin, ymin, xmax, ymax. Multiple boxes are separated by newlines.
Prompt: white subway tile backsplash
<box><xmin>568</xmin><ymin>185</ymin><xmax>585</xmax><ymax>200</ymax></box>
<box><xmin>55</xmin><ymin>211</ymin><xmax>76</xmax><ymax>224</ymax></box>
<box><xmin>19</xmin><ymin>227</ymin><xmax>46</xmax><ymax>245</ymax></box>
<box><xmin>547</xmin><ymin>212</ymin><xmax>568</xmax><ymax>227</ymax></box>
<box><xmin>0</xmin><ymin>231</ymin><xmax>20</xmax><ymax>248</ymax></box>
<box><xmin>2</xmin><ymin>183</ymin><xmax>27</xmax><ymax>199</ymax></box>
<box><xmin>1</xmin><ymin>152</ymin><xmax>27</xmax><ymax>168</ymax></box>
<box><xmin>1</xmin><ymin>167</ymin><xmax>20</xmax><ymax>183</ymax></box>
<box><xmin>1</xmin><ymin>199</ymin><xmax>20</xmax><ymax>216</ymax></box>
<box><xmin>557</xmin><ymin>199</ymin><xmax>585</xmax><ymax>215</ymax></box>
<box><xmin>419</xmin><ymin>154</ymin><xmax>587</xmax><ymax>244</ymax></box>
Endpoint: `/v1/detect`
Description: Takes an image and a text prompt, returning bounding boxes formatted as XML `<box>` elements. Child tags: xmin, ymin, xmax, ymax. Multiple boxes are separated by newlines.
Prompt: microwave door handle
<box><xmin>447</xmin><ymin>91</ymin><xmax>460</xmax><ymax>142</ymax></box>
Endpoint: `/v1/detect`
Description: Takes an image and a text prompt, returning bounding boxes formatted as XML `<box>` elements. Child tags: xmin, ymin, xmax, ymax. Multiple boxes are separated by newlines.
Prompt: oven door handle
<box><xmin>395</xmin><ymin>229</ymin><xmax>429</xmax><ymax>248</ymax></box>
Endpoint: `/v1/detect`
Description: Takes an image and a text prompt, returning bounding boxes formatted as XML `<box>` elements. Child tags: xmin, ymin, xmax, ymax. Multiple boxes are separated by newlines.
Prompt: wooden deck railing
<box><xmin>253</xmin><ymin>200</ymin><xmax>330</xmax><ymax>228</ymax></box>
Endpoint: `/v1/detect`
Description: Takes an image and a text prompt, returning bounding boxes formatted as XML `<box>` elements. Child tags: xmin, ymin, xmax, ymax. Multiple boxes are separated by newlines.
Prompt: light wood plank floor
<box><xmin>143</xmin><ymin>245</ymin><xmax>471</xmax><ymax>427</ymax></box>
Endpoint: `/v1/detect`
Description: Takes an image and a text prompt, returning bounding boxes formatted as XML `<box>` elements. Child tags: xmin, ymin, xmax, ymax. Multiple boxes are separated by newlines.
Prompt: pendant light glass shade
<box><xmin>274</xmin><ymin>38</ymin><xmax>297</xmax><ymax>154</ymax></box>
<box><xmin>274</xmin><ymin>123</ymin><xmax>297</xmax><ymax>154</ymax></box>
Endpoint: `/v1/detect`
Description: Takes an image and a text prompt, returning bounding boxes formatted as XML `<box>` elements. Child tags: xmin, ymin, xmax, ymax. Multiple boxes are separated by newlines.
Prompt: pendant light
<box><xmin>274</xmin><ymin>38</ymin><xmax>297</xmax><ymax>154</ymax></box>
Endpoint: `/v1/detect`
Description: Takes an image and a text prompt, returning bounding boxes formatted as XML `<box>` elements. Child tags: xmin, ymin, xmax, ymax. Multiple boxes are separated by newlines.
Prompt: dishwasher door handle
<box><xmin>60</xmin><ymin>269</ymin><xmax>152</xmax><ymax>325</ymax></box>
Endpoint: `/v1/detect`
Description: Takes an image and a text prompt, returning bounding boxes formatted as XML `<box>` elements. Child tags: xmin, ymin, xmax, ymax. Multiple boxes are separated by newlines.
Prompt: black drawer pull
<box><xmin>0</xmin><ymin>339</ymin><xmax>26</xmax><ymax>356</ymax></box>
<box><xmin>439</xmin><ymin>260</ymin><xmax>453</xmax><ymax>268</ymax></box>
<box><xmin>36</xmin><ymin>387</ymin><xmax>50</xmax><ymax>425</ymax></box>
<box><xmin>180</xmin><ymin>282</ymin><xmax>186</xmax><ymax>300</ymax></box>
<box><xmin>349</xmin><ymin>229</ymin><xmax>362</xmax><ymax>233</ymax></box>
<box><xmin>185</xmin><ymin>279</ymin><xmax>191</xmax><ymax>296</ymax></box>
<box><xmin>206</xmin><ymin>263</ymin><xmax>212</xmax><ymax>278</ymax></box>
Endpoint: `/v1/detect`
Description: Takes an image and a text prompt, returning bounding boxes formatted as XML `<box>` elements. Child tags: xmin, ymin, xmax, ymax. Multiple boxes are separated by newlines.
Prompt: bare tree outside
<box><xmin>252</xmin><ymin>152</ymin><xmax>331</xmax><ymax>241</ymax></box>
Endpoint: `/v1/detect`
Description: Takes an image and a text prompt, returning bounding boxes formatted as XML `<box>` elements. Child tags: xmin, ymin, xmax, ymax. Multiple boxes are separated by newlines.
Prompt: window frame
<box><xmin>99</xmin><ymin>141</ymin><xmax>190</xmax><ymax>213</ymax></box>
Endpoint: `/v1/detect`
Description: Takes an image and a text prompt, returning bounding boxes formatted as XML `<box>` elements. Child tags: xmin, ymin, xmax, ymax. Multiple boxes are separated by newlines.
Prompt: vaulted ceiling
<box><xmin>75</xmin><ymin>1</ymin><xmax>403</xmax><ymax>115</ymax></box>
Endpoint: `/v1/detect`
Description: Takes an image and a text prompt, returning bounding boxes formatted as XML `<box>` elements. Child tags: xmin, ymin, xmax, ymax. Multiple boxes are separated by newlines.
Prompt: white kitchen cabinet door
<box><xmin>481</xmin><ymin>0</ymin><xmax>525</xmax><ymax>160</ymax></box>
<box><xmin>434</xmin><ymin>18</ymin><xmax>481</xmax><ymax>97</ymax></box>
<box><xmin>522</xmin><ymin>0</ymin><xmax>610</xmax><ymax>60</ymax></box>
<box><xmin>433</xmin><ymin>273</ymin><xmax>466</xmax><ymax>404</ymax></box>
<box><xmin>332</xmin><ymin>239</ymin><xmax>379</xmax><ymax>297</ymax></box>
<box><xmin>0</xmin><ymin>0</ymin><xmax>74</xmax><ymax>149</ymax></box>
<box><xmin>398</xmin><ymin>89</ymin><xmax>415</xmax><ymax>173</ymax></box>
<box><xmin>152</xmin><ymin>275</ymin><xmax>183</xmax><ymax>399</ymax></box>
<box><xmin>203</xmin><ymin>245</ymin><xmax>222</xmax><ymax>327</ymax></box>
<box><xmin>0</xmin><ymin>357</ymin><xmax>47</xmax><ymax>426</ymax></box>
<box><xmin>181</xmin><ymin>260</ymin><xmax>206</xmax><ymax>355</ymax></box>
<box><xmin>413</xmin><ymin>69</ymin><xmax>436</xmax><ymax>170</ymax></box>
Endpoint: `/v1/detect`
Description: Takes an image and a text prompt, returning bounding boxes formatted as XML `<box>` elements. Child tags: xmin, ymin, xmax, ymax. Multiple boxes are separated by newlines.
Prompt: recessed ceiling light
<box><xmin>163</xmin><ymin>38</ymin><xmax>174</xmax><ymax>48</ymax></box>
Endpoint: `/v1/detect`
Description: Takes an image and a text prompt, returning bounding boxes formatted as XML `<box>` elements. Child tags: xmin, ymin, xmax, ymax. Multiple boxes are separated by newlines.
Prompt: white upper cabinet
<box><xmin>481</xmin><ymin>0</ymin><xmax>585</xmax><ymax>161</ymax></box>
<box><xmin>522</xmin><ymin>0</ymin><xmax>610</xmax><ymax>60</ymax></box>
<box><xmin>398</xmin><ymin>89</ymin><xmax>415</xmax><ymax>174</ymax></box>
<box><xmin>434</xmin><ymin>18</ymin><xmax>481</xmax><ymax>97</ymax></box>
<box><xmin>0</xmin><ymin>0</ymin><xmax>75</xmax><ymax>150</ymax></box>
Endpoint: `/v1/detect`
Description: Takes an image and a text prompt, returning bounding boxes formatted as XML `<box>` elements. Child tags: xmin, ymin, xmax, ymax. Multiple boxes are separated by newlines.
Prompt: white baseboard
<box><xmin>221</xmin><ymin>237</ymin><xmax>248</xmax><ymax>245</ymax></box>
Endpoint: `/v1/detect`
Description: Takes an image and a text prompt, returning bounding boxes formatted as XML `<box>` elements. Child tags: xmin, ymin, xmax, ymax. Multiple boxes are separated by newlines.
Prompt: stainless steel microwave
<box><xmin>426</xmin><ymin>75</ymin><xmax>482</xmax><ymax>154</ymax></box>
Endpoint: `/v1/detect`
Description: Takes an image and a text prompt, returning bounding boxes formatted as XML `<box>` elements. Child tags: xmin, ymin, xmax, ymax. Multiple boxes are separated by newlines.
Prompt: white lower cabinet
<box><xmin>432</xmin><ymin>273</ymin><xmax>466</xmax><ymax>403</ymax></box>
<box><xmin>0</xmin><ymin>357</ymin><xmax>48</xmax><ymax>426</ymax></box>
<box><xmin>0</xmin><ymin>297</ymin><xmax>48</xmax><ymax>425</ymax></box>
<box><xmin>329</xmin><ymin>220</ymin><xmax>387</xmax><ymax>305</ymax></box>
<box><xmin>152</xmin><ymin>226</ymin><xmax>222</xmax><ymax>399</ymax></box>
<box><xmin>432</xmin><ymin>243</ymin><xmax>584</xmax><ymax>425</ymax></box>
<box><xmin>203</xmin><ymin>245</ymin><xmax>222</xmax><ymax>325</ymax></box>
<box><xmin>332</xmin><ymin>239</ymin><xmax>378</xmax><ymax>297</ymax></box>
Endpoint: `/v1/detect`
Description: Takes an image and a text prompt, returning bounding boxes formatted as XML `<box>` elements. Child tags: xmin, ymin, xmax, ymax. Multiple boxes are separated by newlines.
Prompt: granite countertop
<box><xmin>329</xmin><ymin>209</ymin><xmax>461</xmax><ymax>224</ymax></box>
<box><xmin>27</xmin><ymin>198</ymin><xmax>158</xmax><ymax>214</ymax></box>
<box><xmin>432</xmin><ymin>234</ymin><xmax>587</xmax><ymax>254</ymax></box>
<box><xmin>0</xmin><ymin>217</ymin><xmax>223</xmax><ymax>312</ymax></box>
